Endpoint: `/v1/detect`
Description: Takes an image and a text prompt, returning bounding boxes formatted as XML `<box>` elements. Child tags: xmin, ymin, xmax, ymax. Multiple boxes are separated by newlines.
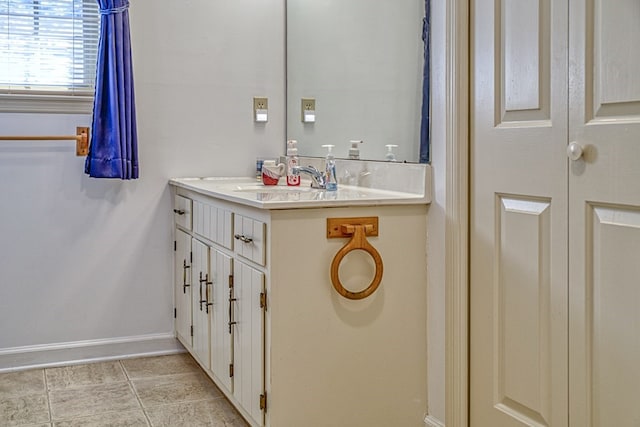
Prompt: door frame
<box><xmin>444</xmin><ymin>0</ymin><xmax>469</xmax><ymax>426</ymax></box>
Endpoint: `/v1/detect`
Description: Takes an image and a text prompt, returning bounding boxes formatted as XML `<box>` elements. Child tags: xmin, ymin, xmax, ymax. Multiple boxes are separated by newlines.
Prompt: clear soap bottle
<box><xmin>322</xmin><ymin>144</ymin><xmax>338</xmax><ymax>191</ymax></box>
<box><xmin>385</xmin><ymin>144</ymin><xmax>398</xmax><ymax>162</ymax></box>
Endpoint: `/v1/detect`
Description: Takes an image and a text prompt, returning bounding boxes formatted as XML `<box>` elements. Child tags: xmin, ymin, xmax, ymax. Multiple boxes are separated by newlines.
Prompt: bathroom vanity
<box><xmin>169</xmin><ymin>165</ymin><xmax>430</xmax><ymax>427</ymax></box>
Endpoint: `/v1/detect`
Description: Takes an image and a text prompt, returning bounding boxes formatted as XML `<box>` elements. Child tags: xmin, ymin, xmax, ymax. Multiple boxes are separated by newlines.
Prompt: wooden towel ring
<box><xmin>330</xmin><ymin>224</ymin><xmax>384</xmax><ymax>300</ymax></box>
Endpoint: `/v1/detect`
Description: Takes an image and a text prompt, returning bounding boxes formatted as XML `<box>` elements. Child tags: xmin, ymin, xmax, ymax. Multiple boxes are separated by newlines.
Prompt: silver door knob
<box><xmin>567</xmin><ymin>142</ymin><xmax>583</xmax><ymax>161</ymax></box>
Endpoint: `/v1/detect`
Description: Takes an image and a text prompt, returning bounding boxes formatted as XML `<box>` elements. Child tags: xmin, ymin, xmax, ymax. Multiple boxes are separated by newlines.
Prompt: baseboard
<box><xmin>425</xmin><ymin>414</ymin><xmax>446</xmax><ymax>427</ymax></box>
<box><xmin>0</xmin><ymin>333</ymin><xmax>185</xmax><ymax>373</ymax></box>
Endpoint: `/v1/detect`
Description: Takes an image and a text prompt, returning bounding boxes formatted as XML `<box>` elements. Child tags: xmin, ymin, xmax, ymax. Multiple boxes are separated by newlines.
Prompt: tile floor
<box><xmin>0</xmin><ymin>353</ymin><xmax>249</xmax><ymax>427</ymax></box>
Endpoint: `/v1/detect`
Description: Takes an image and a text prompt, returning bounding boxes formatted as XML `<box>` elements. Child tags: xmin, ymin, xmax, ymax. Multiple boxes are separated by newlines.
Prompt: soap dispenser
<box><xmin>348</xmin><ymin>140</ymin><xmax>363</xmax><ymax>160</ymax></box>
<box><xmin>385</xmin><ymin>144</ymin><xmax>398</xmax><ymax>162</ymax></box>
<box><xmin>286</xmin><ymin>139</ymin><xmax>300</xmax><ymax>186</ymax></box>
<box><xmin>322</xmin><ymin>144</ymin><xmax>338</xmax><ymax>191</ymax></box>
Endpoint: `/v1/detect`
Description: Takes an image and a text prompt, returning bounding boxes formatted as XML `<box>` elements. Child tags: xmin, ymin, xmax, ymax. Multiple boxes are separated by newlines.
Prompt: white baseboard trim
<box><xmin>425</xmin><ymin>414</ymin><xmax>446</xmax><ymax>427</ymax></box>
<box><xmin>0</xmin><ymin>333</ymin><xmax>185</xmax><ymax>373</ymax></box>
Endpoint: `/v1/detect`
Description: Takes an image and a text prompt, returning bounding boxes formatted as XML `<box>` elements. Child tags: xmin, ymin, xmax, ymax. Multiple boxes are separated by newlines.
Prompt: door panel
<box><xmin>175</xmin><ymin>229</ymin><xmax>192</xmax><ymax>347</ymax></box>
<box><xmin>569</xmin><ymin>0</ymin><xmax>640</xmax><ymax>425</ymax></box>
<box><xmin>470</xmin><ymin>0</ymin><xmax>568</xmax><ymax>425</ymax></box>
<box><xmin>501</xmin><ymin>0</ymin><xmax>551</xmax><ymax>123</ymax></box>
<box><xmin>494</xmin><ymin>197</ymin><xmax>552</xmax><ymax>426</ymax></box>
<box><xmin>589</xmin><ymin>0</ymin><xmax>640</xmax><ymax>118</ymax></box>
<box><xmin>191</xmin><ymin>238</ymin><xmax>210</xmax><ymax>369</ymax></box>
<box><xmin>210</xmin><ymin>248</ymin><xmax>232</xmax><ymax>392</ymax></box>
<box><xmin>234</xmin><ymin>261</ymin><xmax>265</xmax><ymax>425</ymax></box>
<box><xmin>587</xmin><ymin>206</ymin><xmax>640</xmax><ymax>427</ymax></box>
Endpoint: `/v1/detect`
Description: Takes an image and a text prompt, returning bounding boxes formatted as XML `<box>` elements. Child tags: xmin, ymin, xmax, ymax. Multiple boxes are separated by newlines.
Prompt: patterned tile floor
<box><xmin>0</xmin><ymin>354</ymin><xmax>248</xmax><ymax>427</ymax></box>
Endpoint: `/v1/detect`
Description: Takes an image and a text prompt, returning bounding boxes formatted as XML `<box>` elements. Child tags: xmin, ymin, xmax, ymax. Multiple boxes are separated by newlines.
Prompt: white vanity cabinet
<box><xmin>171</xmin><ymin>175</ymin><xmax>430</xmax><ymax>427</ymax></box>
<box><xmin>173</xmin><ymin>191</ymin><xmax>267</xmax><ymax>427</ymax></box>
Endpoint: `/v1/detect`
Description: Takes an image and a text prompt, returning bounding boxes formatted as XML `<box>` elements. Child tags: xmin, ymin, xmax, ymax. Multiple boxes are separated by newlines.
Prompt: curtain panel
<box><xmin>85</xmin><ymin>0</ymin><xmax>139</xmax><ymax>179</ymax></box>
<box><xmin>419</xmin><ymin>0</ymin><xmax>431</xmax><ymax>164</ymax></box>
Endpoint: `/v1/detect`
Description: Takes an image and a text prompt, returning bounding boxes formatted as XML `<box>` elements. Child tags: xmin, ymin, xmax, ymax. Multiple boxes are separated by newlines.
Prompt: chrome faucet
<box><xmin>292</xmin><ymin>165</ymin><xmax>326</xmax><ymax>189</ymax></box>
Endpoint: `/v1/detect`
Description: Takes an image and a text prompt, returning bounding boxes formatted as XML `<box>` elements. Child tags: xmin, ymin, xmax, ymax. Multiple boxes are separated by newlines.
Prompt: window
<box><xmin>0</xmin><ymin>0</ymin><xmax>99</xmax><ymax>113</ymax></box>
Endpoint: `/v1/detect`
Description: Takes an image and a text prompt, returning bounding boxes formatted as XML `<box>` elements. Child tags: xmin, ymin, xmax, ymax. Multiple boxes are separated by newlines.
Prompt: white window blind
<box><xmin>0</xmin><ymin>0</ymin><xmax>100</xmax><ymax>112</ymax></box>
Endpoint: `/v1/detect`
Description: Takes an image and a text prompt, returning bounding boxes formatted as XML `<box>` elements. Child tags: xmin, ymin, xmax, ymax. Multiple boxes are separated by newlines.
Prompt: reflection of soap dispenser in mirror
<box><xmin>348</xmin><ymin>140</ymin><xmax>363</xmax><ymax>160</ymax></box>
<box><xmin>385</xmin><ymin>144</ymin><xmax>398</xmax><ymax>162</ymax></box>
<box><xmin>322</xmin><ymin>144</ymin><xmax>338</xmax><ymax>191</ymax></box>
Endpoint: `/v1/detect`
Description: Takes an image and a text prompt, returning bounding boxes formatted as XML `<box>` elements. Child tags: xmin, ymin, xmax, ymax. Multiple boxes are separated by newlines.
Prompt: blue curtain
<box><xmin>85</xmin><ymin>0</ymin><xmax>138</xmax><ymax>179</ymax></box>
<box><xmin>419</xmin><ymin>0</ymin><xmax>430</xmax><ymax>163</ymax></box>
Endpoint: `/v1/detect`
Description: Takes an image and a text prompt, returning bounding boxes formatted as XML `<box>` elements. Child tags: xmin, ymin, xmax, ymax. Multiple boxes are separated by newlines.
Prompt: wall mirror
<box><xmin>286</xmin><ymin>0</ymin><xmax>427</xmax><ymax>163</ymax></box>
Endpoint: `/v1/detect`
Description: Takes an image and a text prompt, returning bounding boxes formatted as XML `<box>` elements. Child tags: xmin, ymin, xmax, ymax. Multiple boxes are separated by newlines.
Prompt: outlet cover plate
<box><xmin>301</xmin><ymin>98</ymin><xmax>316</xmax><ymax>122</ymax></box>
<box><xmin>253</xmin><ymin>97</ymin><xmax>268</xmax><ymax>122</ymax></box>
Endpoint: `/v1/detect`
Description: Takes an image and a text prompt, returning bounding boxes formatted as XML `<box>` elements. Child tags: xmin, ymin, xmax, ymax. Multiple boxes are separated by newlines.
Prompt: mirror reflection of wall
<box><xmin>286</xmin><ymin>0</ymin><xmax>425</xmax><ymax>162</ymax></box>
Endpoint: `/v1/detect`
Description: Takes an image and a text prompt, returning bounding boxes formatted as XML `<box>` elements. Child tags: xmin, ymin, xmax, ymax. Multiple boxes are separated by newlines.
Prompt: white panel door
<box><xmin>191</xmin><ymin>238</ymin><xmax>211</xmax><ymax>369</ymax></box>
<box><xmin>470</xmin><ymin>0</ymin><xmax>569</xmax><ymax>425</ymax></box>
<box><xmin>472</xmin><ymin>0</ymin><xmax>640</xmax><ymax>425</ymax></box>
<box><xmin>568</xmin><ymin>0</ymin><xmax>640</xmax><ymax>425</ymax></box>
<box><xmin>233</xmin><ymin>261</ymin><xmax>265</xmax><ymax>426</ymax></box>
<box><xmin>175</xmin><ymin>228</ymin><xmax>192</xmax><ymax>347</ymax></box>
<box><xmin>210</xmin><ymin>248</ymin><xmax>233</xmax><ymax>393</ymax></box>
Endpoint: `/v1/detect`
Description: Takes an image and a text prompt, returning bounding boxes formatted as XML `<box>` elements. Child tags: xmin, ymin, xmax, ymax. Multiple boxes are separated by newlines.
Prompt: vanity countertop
<box><xmin>169</xmin><ymin>176</ymin><xmax>430</xmax><ymax>210</ymax></box>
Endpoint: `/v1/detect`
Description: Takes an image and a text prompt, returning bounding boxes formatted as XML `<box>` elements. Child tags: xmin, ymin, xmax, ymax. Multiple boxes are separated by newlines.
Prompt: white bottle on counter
<box><xmin>348</xmin><ymin>140</ymin><xmax>362</xmax><ymax>160</ymax></box>
<box><xmin>385</xmin><ymin>144</ymin><xmax>398</xmax><ymax>162</ymax></box>
<box><xmin>286</xmin><ymin>139</ymin><xmax>300</xmax><ymax>186</ymax></box>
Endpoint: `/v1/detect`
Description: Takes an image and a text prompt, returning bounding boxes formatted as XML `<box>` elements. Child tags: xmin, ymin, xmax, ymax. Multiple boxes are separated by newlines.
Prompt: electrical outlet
<box><xmin>301</xmin><ymin>98</ymin><xmax>316</xmax><ymax>122</ymax></box>
<box><xmin>253</xmin><ymin>97</ymin><xmax>268</xmax><ymax>122</ymax></box>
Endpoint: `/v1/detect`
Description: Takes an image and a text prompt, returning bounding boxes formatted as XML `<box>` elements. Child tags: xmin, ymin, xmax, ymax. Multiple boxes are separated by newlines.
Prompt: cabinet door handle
<box><xmin>228</xmin><ymin>289</ymin><xmax>237</xmax><ymax>334</ymax></box>
<box><xmin>199</xmin><ymin>272</ymin><xmax>209</xmax><ymax>311</ymax></box>
<box><xmin>234</xmin><ymin>234</ymin><xmax>253</xmax><ymax>244</ymax></box>
<box><xmin>173</xmin><ymin>209</ymin><xmax>185</xmax><ymax>215</ymax></box>
<box><xmin>182</xmin><ymin>260</ymin><xmax>191</xmax><ymax>293</ymax></box>
<box><xmin>205</xmin><ymin>274</ymin><xmax>213</xmax><ymax>314</ymax></box>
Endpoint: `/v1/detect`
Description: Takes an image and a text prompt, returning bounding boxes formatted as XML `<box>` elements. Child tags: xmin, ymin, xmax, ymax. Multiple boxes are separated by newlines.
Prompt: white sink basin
<box><xmin>232</xmin><ymin>184</ymin><xmax>317</xmax><ymax>193</ymax></box>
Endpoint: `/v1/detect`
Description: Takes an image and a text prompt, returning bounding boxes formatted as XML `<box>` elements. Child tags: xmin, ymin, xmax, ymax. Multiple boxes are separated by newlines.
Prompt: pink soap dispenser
<box><xmin>286</xmin><ymin>139</ymin><xmax>300</xmax><ymax>186</ymax></box>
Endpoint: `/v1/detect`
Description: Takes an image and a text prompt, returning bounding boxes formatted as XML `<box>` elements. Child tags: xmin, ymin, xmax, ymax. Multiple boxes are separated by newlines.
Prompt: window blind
<box><xmin>0</xmin><ymin>0</ymin><xmax>99</xmax><ymax>97</ymax></box>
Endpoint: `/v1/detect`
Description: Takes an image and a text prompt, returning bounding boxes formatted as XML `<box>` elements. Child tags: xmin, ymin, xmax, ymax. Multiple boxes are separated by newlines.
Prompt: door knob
<box><xmin>567</xmin><ymin>142</ymin><xmax>583</xmax><ymax>161</ymax></box>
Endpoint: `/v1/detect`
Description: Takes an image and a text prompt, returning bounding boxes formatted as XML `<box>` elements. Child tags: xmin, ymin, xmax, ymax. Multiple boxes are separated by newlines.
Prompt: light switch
<box><xmin>253</xmin><ymin>97</ymin><xmax>268</xmax><ymax>122</ymax></box>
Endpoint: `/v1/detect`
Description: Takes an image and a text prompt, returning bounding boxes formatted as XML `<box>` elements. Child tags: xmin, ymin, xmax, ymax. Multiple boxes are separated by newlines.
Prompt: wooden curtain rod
<box><xmin>0</xmin><ymin>127</ymin><xmax>89</xmax><ymax>156</ymax></box>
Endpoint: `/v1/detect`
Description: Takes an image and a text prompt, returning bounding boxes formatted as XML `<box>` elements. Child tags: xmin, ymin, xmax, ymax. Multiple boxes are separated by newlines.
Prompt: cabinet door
<box><xmin>175</xmin><ymin>228</ymin><xmax>192</xmax><ymax>348</ymax></box>
<box><xmin>210</xmin><ymin>248</ymin><xmax>233</xmax><ymax>392</ymax></box>
<box><xmin>233</xmin><ymin>261</ymin><xmax>265</xmax><ymax>425</ymax></box>
<box><xmin>191</xmin><ymin>238</ymin><xmax>211</xmax><ymax>369</ymax></box>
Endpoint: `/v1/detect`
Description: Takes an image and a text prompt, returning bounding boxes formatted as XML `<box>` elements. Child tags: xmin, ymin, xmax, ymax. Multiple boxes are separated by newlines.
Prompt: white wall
<box><xmin>0</xmin><ymin>0</ymin><xmax>285</xmax><ymax>351</ymax></box>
